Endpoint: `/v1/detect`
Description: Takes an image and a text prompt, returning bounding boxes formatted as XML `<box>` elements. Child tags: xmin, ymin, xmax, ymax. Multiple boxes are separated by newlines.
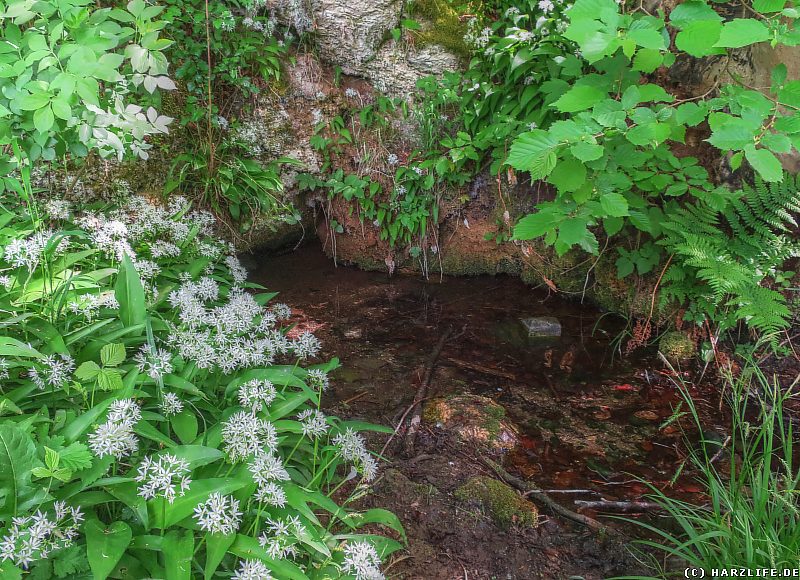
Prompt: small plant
<box><xmin>621</xmin><ymin>362</ymin><xmax>800</xmax><ymax>576</ymax></box>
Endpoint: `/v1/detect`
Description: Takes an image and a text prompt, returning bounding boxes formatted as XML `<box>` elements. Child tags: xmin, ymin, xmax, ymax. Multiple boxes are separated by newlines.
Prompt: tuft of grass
<box><xmin>619</xmin><ymin>361</ymin><xmax>800</xmax><ymax>577</ymax></box>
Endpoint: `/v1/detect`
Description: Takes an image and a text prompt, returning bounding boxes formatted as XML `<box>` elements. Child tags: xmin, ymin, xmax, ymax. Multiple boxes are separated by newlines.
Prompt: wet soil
<box><xmin>247</xmin><ymin>243</ymin><xmax>715</xmax><ymax>579</ymax></box>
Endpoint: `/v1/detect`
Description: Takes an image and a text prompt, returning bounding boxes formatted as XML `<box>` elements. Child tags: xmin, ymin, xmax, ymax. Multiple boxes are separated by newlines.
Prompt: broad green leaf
<box><xmin>714</xmin><ymin>19</ymin><xmax>770</xmax><ymax>48</ymax></box>
<box><xmin>163</xmin><ymin>529</ymin><xmax>194</xmax><ymax>580</ymax></box>
<box><xmin>633</xmin><ymin>48</ymin><xmax>664</xmax><ymax>73</ymax></box>
<box><xmin>171</xmin><ymin>410</ymin><xmax>198</xmax><ymax>445</ymax></box>
<box><xmin>75</xmin><ymin>361</ymin><xmax>102</xmax><ymax>381</ymax></box>
<box><xmin>229</xmin><ymin>534</ymin><xmax>308</xmax><ymax>580</ymax></box>
<box><xmin>753</xmin><ymin>0</ymin><xmax>786</xmax><ymax>12</ymax></box>
<box><xmin>0</xmin><ymin>337</ymin><xmax>42</xmax><ymax>358</ymax></box>
<box><xmin>100</xmin><ymin>343</ymin><xmax>126</xmax><ymax>366</ymax></box>
<box><xmin>570</xmin><ymin>141</ymin><xmax>605</xmax><ymax>161</ymax></box>
<box><xmin>669</xmin><ymin>0</ymin><xmax>722</xmax><ymax>28</ymax></box>
<box><xmin>507</xmin><ymin>130</ymin><xmax>559</xmax><ymax>179</ymax></box>
<box><xmin>0</xmin><ymin>424</ymin><xmax>37</xmax><ymax>516</ymax></box>
<box><xmin>513</xmin><ymin>209</ymin><xmax>563</xmax><ymax>240</ymax></box>
<box><xmin>204</xmin><ymin>533</ymin><xmax>235</xmax><ymax>580</ymax></box>
<box><xmin>85</xmin><ymin>520</ymin><xmax>132</xmax><ymax>580</ymax></box>
<box><xmin>553</xmin><ymin>85</ymin><xmax>606</xmax><ymax>113</ymax></box>
<box><xmin>744</xmin><ymin>145</ymin><xmax>783</xmax><ymax>182</ymax></box>
<box><xmin>547</xmin><ymin>158</ymin><xmax>586</xmax><ymax>193</ymax></box>
<box><xmin>626</xmin><ymin>28</ymin><xmax>665</xmax><ymax>50</ymax></box>
<box><xmin>154</xmin><ymin>478</ymin><xmax>246</xmax><ymax>528</ymax></box>
<box><xmin>675</xmin><ymin>21</ymin><xmax>723</xmax><ymax>56</ymax></box>
<box><xmin>33</xmin><ymin>105</ymin><xmax>55</xmax><ymax>133</ymax></box>
<box><xmin>707</xmin><ymin>119</ymin><xmax>755</xmax><ymax>150</ymax></box>
<box><xmin>600</xmin><ymin>193</ymin><xmax>629</xmax><ymax>217</ymax></box>
<box><xmin>114</xmin><ymin>253</ymin><xmax>146</xmax><ymax>327</ymax></box>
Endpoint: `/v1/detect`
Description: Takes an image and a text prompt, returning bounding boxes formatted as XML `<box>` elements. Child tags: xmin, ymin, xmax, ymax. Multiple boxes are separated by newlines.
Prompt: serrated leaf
<box><xmin>570</xmin><ymin>141</ymin><xmax>605</xmax><ymax>161</ymax></box>
<box><xmin>59</xmin><ymin>442</ymin><xmax>93</xmax><ymax>471</ymax></box>
<box><xmin>507</xmin><ymin>130</ymin><xmax>559</xmax><ymax>179</ymax></box>
<box><xmin>600</xmin><ymin>193</ymin><xmax>629</xmax><ymax>217</ymax></box>
<box><xmin>75</xmin><ymin>361</ymin><xmax>101</xmax><ymax>381</ymax></box>
<box><xmin>714</xmin><ymin>19</ymin><xmax>770</xmax><ymax>48</ymax></box>
<box><xmin>33</xmin><ymin>105</ymin><xmax>54</xmax><ymax>133</ymax></box>
<box><xmin>97</xmin><ymin>369</ymin><xmax>124</xmax><ymax>391</ymax></box>
<box><xmin>592</xmin><ymin>100</ymin><xmax>626</xmax><ymax>127</ymax></box>
<box><xmin>513</xmin><ymin>208</ymin><xmax>563</xmax><ymax>240</ymax></box>
<box><xmin>707</xmin><ymin>119</ymin><xmax>755</xmax><ymax>150</ymax></box>
<box><xmin>753</xmin><ymin>0</ymin><xmax>785</xmax><ymax>13</ymax></box>
<box><xmin>633</xmin><ymin>48</ymin><xmax>664</xmax><ymax>73</ymax></box>
<box><xmin>100</xmin><ymin>343</ymin><xmax>126</xmax><ymax>367</ymax></box>
<box><xmin>553</xmin><ymin>85</ymin><xmax>606</xmax><ymax>113</ymax></box>
<box><xmin>547</xmin><ymin>158</ymin><xmax>587</xmax><ymax>193</ymax></box>
<box><xmin>669</xmin><ymin>0</ymin><xmax>722</xmax><ymax>28</ymax></box>
<box><xmin>676</xmin><ymin>21</ymin><xmax>724</xmax><ymax>56</ymax></box>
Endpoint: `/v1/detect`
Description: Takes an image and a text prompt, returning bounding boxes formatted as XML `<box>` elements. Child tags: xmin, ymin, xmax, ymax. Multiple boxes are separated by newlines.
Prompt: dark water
<box><xmin>248</xmin><ymin>243</ymin><xmax>697</xmax><ymax>503</ymax></box>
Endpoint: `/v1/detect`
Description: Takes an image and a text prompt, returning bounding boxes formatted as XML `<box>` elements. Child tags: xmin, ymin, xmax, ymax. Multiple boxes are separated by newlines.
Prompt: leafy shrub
<box><xmin>0</xmin><ymin>190</ymin><xmax>402</xmax><ymax>578</ymax></box>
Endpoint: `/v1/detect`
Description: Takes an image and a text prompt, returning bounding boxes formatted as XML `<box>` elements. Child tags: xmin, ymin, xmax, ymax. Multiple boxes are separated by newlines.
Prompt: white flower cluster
<box><xmin>44</xmin><ymin>199</ymin><xmax>71</xmax><ymax>220</ymax></box>
<box><xmin>135</xmin><ymin>453</ymin><xmax>192</xmax><ymax>503</ymax></box>
<box><xmin>297</xmin><ymin>409</ymin><xmax>329</xmax><ymax>438</ymax></box>
<box><xmin>239</xmin><ymin>379</ymin><xmax>277</xmax><ymax>412</ymax></box>
<box><xmin>233</xmin><ymin>559</ymin><xmax>274</xmax><ymax>580</ymax></box>
<box><xmin>29</xmin><ymin>354</ymin><xmax>75</xmax><ymax>391</ymax></box>
<box><xmin>258</xmin><ymin>516</ymin><xmax>304</xmax><ymax>560</ymax></box>
<box><xmin>0</xmin><ymin>502</ymin><xmax>84</xmax><ymax>568</ymax></box>
<box><xmin>88</xmin><ymin>398</ymin><xmax>141</xmax><ymax>459</ymax></box>
<box><xmin>2</xmin><ymin>230</ymin><xmax>69</xmax><ymax>270</ymax></box>
<box><xmin>68</xmin><ymin>292</ymin><xmax>120</xmax><ymax>320</ymax></box>
<box><xmin>160</xmin><ymin>392</ymin><xmax>184</xmax><ymax>416</ymax></box>
<box><xmin>0</xmin><ymin>358</ymin><xmax>9</xmax><ymax>380</ymax></box>
<box><xmin>249</xmin><ymin>453</ymin><xmax>289</xmax><ymax>506</ymax></box>
<box><xmin>222</xmin><ymin>410</ymin><xmax>278</xmax><ymax>463</ymax></box>
<box><xmin>306</xmin><ymin>369</ymin><xmax>330</xmax><ymax>392</ymax></box>
<box><xmin>342</xmin><ymin>540</ymin><xmax>385</xmax><ymax>580</ymax></box>
<box><xmin>193</xmin><ymin>492</ymin><xmax>242</xmax><ymax>534</ymax></box>
<box><xmin>134</xmin><ymin>344</ymin><xmax>174</xmax><ymax>381</ymax></box>
<box><xmin>333</xmin><ymin>428</ymin><xmax>378</xmax><ymax>482</ymax></box>
<box><xmin>464</xmin><ymin>18</ymin><xmax>491</xmax><ymax>48</ymax></box>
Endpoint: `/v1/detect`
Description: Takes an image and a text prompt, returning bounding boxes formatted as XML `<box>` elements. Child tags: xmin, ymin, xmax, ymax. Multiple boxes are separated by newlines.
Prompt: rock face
<box><xmin>268</xmin><ymin>0</ymin><xmax>461</xmax><ymax>97</ymax></box>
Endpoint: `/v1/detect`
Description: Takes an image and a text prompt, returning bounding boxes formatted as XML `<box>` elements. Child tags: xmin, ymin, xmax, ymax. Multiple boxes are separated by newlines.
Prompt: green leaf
<box><xmin>97</xmin><ymin>369</ymin><xmax>124</xmax><ymax>391</ymax></box>
<box><xmin>592</xmin><ymin>100</ymin><xmax>626</xmax><ymax>127</ymax></box>
<box><xmin>75</xmin><ymin>361</ymin><xmax>102</xmax><ymax>381</ymax></box>
<box><xmin>33</xmin><ymin>105</ymin><xmax>54</xmax><ymax>133</ymax></box>
<box><xmin>669</xmin><ymin>1</ymin><xmax>722</xmax><ymax>28</ymax></box>
<box><xmin>86</xmin><ymin>520</ymin><xmax>132</xmax><ymax>580</ymax></box>
<box><xmin>171</xmin><ymin>410</ymin><xmax>198</xmax><ymax>445</ymax></box>
<box><xmin>675</xmin><ymin>21</ymin><xmax>724</xmax><ymax>56</ymax></box>
<box><xmin>707</xmin><ymin>119</ymin><xmax>755</xmax><ymax>150</ymax></box>
<box><xmin>714</xmin><ymin>19</ymin><xmax>770</xmax><ymax>48</ymax></box>
<box><xmin>114</xmin><ymin>254</ymin><xmax>146</xmax><ymax>327</ymax></box>
<box><xmin>154</xmin><ymin>478</ymin><xmax>246</xmax><ymax>528</ymax></box>
<box><xmin>753</xmin><ymin>0</ymin><xmax>786</xmax><ymax>13</ymax></box>
<box><xmin>570</xmin><ymin>141</ymin><xmax>605</xmax><ymax>161</ymax></box>
<box><xmin>507</xmin><ymin>130</ymin><xmax>559</xmax><ymax>179</ymax></box>
<box><xmin>744</xmin><ymin>145</ymin><xmax>783</xmax><ymax>182</ymax></box>
<box><xmin>559</xmin><ymin>218</ymin><xmax>599</xmax><ymax>254</ymax></box>
<box><xmin>600</xmin><ymin>193</ymin><xmax>629</xmax><ymax>217</ymax></box>
<box><xmin>0</xmin><ymin>424</ymin><xmax>37</xmax><ymax>516</ymax></box>
<box><xmin>777</xmin><ymin>81</ymin><xmax>800</xmax><ymax>108</ymax></box>
<box><xmin>59</xmin><ymin>442</ymin><xmax>93</xmax><ymax>471</ymax></box>
<box><xmin>552</xmin><ymin>85</ymin><xmax>606</xmax><ymax>113</ymax></box>
<box><xmin>163</xmin><ymin>529</ymin><xmax>194</xmax><ymax>580</ymax></box>
<box><xmin>100</xmin><ymin>343</ymin><xmax>126</xmax><ymax>367</ymax></box>
<box><xmin>203</xmin><ymin>533</ymin><xmax>235</xmax><ymax>580</ymax></box>
<box><xmin>547</xmin><ymin>159</ymin><xmax>587</xmax><ymax>193</ymax></box>
<box><xmin>633</xmin><ymin>48</ymin><xmax>664</xmax><ymax>73</ymax></box>
<box><xmin>626</xmin><ymin>28</ymin><xmax>665</xmax><ymax>50</ymax></box>
<box><xmin>513</xmin><ymin>208</ymin><xmax>563</xmax><ymax>240</ymax></box>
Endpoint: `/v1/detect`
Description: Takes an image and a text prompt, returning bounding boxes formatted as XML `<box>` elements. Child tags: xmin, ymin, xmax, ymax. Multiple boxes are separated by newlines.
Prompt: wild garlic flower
<box><xmin>0</xmin><ymin>502</ymin><xmax>84</xmax><ymax>569</ymax></box>
<box><xmin>29</xmin><ymin>354</ymin><xmax>75</xmax><ymax>390</ymax></box>
<box><xmin>254</xmin><ymin>481</ymin><xmax>287</xmax><ymax>507</ymax></box>
<box><xmin>193</xmin><ymin>492</ymin><xmax>242</xmax><ymax>534</ymax></box>
<box><xmin>249</xmin><ymin>453</ymin><xmax>290</xmax><ymax>486</ymax></box>
<box><xmin>134</xmin><ymin>345</ymin><xmax>174</xmax><ymax>381</ymax></box>
<box><xmin>44</xmin><ymin>199</ymin><xmax>71</xmax><ymax>220</ymax></box>
<box><xmin>68</xmin><ymin>293</ymin><xmax>119</xmax><ymax>321</ymax></box>
<box><xmin>160</xmin><ymin>392</ymin><xmax>184</xmax><ymax>417</ymax></box>
<box><xmin>4</xmin><ymin>230</ymin><xmax>68</xmax><ymax>270</ymax></box>
<box><xmin>344</xmin><ymin>87</ymin><xmax>359</xmax><ymax>98</ymax></box>
<box><xmin>333</xmin><ymin>428</ymin><xmax>379</xmax><ymax>482</ymax></box>
<box><xmin>270</xmin><ymin>302</ymin><xmax>292</xmax><ymax>320</ymax></box>
<box><xmin>0</xmin><ymin>275</ymin><xmax>12</xmax><ymax>290</ymax></box>
<box><xmin>91</xmin><ymin>219</ymin><xmax>133</xmax><ymax>261</ymax></box>
<box><xmin>538</xmin><ymin>0</ymin><xmax>555</xmax><ymax>12</ymax></box>
<box><xmin>386</xmin><ymin>153</ymin><xmax>399</xmax><ymax>166</ymax></box>
<box><xmin>222</xmin><ymin>411</ymin><xmax>278</xmax><ymax>462</ymax></box>
<box><xmin>238</xmin><ymin>379</ymin><xmax>277</xmax><ymax>413</ymax></box>
<box><xmin>298</xmin><ymin>409</ymin><xmax>329</xmax><ymax>438</ymax></box>
<box><xmin>0</xmin><ymin>358</ymin><xmax>9</xmax><ymax>380</ymax></box>
<box><xmin>233</xmin><ymin>559</ymin><xmax>274</xmax><ymax>580</ymax></box>
<box><xmin>150</xmin><ymin>240</ymin><xmax>181</xmax><ymax>258</ymax></box>
<box><xmin>258</xmin><ymin>516</ymin><xmax>303</xmax><ymax>560</ymax></box>
<box><xmin>135</xmin><ymin>453</ymin><xmax>192</xmax><ymax>503</ymax></box>
<box><xmin>225</xmin><ymin>255</ymin><xmax>248</xmax><ymax>284</ymax></box>
<box><xmin>291</xmin><ymin>332</ymin><xmax>321</xmax><ymax>359</ymax></box>
<box><xmin>107</xmin><ymin>399</ymin><xmax>142</xmax><ymax>425</ymax></box>
<box><xmin>342</xmin><ymin>541</ymin><xmax>384</xmax><ymax>580</ymax></box>
<box><xmin>306</xmin><ymin>369</ymin><xmax>330</xmax><ymax>392</ymax></box>
<box><xmin>88</xmin><ymin>418</ymin><xmax>139</xmax><ymax>459</ymax></box>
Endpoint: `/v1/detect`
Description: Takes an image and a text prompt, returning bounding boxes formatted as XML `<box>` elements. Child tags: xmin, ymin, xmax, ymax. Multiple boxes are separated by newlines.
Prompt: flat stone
<box><xmin>520</xmin><ymin>316</ymin><xmax>561</xmax><ymax>338</ymax></box>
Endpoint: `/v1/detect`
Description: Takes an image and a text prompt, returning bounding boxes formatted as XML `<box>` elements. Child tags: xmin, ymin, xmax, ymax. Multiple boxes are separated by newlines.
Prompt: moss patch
<box><xmin>659</xmin><ymin>331</ymin><xmax>696</xmax><ymax>364</ymax></box>
<box><xmin>408</xmin><ymin>0</ymin><xmax>470</xmax><ymax>60</ymax></box>
<box><xmin>455</xmin><ymin>476</ymin><xmax>538</xmax><ymax>529</ymax></box>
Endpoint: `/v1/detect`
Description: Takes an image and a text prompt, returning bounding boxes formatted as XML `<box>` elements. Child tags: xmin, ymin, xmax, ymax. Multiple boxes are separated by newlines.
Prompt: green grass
<box><xmin>619</xmin><ymin>362</ymin><xmax>800</xmax><ymax>577</ymax></box>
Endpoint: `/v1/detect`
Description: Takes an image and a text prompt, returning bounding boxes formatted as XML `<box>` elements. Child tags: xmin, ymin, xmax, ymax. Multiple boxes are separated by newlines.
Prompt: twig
<box><xmin>444</xmin><ymin>357</ymin><xmax>516</xmax><ymax>380</ymax></box>
<box><xmin>402</xmin><ymin>326</ymin><xmax>454</xmax><ymax>457</ymax></box>
<box><xmin>480</xmin><ymin>457</ymin><xmax>610</xmax><ymax>533</ymax></box>
<box><xmin>573</xmin><ymin>499</ymin><xmax>663</xmax><ymax>513</ymax></box>
<box><xmin>709</xmin><ymin>435</ymin><xmax>731</xmax><ymax>464</ymax></box>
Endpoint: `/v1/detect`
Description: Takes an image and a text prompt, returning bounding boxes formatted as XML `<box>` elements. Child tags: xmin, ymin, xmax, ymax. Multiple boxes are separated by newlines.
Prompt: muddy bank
<box><xmin>248</xmin><ymin>242</ymin><xmax>712</xmax><ymax>578</ymax></box>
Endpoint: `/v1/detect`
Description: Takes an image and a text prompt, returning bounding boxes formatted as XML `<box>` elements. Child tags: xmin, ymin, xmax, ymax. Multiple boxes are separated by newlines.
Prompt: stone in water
<box><xmin>520</xmin><ymin>316</ymin><xmax>561</xmax><ymax>338</ymax></box>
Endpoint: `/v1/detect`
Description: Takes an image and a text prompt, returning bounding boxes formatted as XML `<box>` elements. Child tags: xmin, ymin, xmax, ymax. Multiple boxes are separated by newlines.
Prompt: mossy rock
<box><xmin>658</xmin><ymin>331</ymin><xmax>696</xmax><ymax>364</ymax></box>
<box><xmin>455</xmin><ymin>476</ymin><xmax>538</xmax><ymax>529</ymax></box>
<box><xmin>408</xmin><ymin>0</ymin><xmax>470</xmax><ymax>60</ymax></box>
<box><xmin>423</xmin><ymin>394</ymin><xmax>519</xmax><ymax>451</ymax></box>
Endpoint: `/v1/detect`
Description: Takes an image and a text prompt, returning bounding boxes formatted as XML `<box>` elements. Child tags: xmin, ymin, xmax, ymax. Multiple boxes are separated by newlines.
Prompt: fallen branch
<box><xmin>573</xmin><ymin>500</ymin><xmax>663</xmax><ymax>513</ymax></box>
<box><xmin>444</xmin><ymin>357</ymin><xmax>516</xmax><ymax>380</ymax></box>
<box><xmin>480</xmin><ymin>456</ymin><xmax>610</xmax><ymax>534</ymax></box>
<box><xmin>402</xmin><ymin>327</ymin><xmax>454</xmax><ymax>457</ymax></box>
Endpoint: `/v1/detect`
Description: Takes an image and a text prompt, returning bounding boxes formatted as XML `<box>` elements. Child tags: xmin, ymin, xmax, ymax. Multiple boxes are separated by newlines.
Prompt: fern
<box><xmin>659</xmin><ymin>173</ymin><xmax>800</xmax><ymax>336</ymax></box>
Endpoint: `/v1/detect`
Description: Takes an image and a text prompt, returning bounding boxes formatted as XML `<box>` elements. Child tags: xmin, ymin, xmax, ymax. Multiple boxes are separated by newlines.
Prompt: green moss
<box><xmin>659</xmin><ymin>331</ymin><xmax>696</xmax><ymax>363</ymax></box>
<box><xmin>408</xmin><ymin>0</ymin><xmax>471</xmax><ymax>60</ymax></box>
<box><xmin>483</xmin><ymin>404</ymin><xmax>505</xmax><ymax>439</ymax></box>
<box><xmin>455</xmin><ymin>476</ymin><xmax>539</xmax><ymax>529</ymax></box>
